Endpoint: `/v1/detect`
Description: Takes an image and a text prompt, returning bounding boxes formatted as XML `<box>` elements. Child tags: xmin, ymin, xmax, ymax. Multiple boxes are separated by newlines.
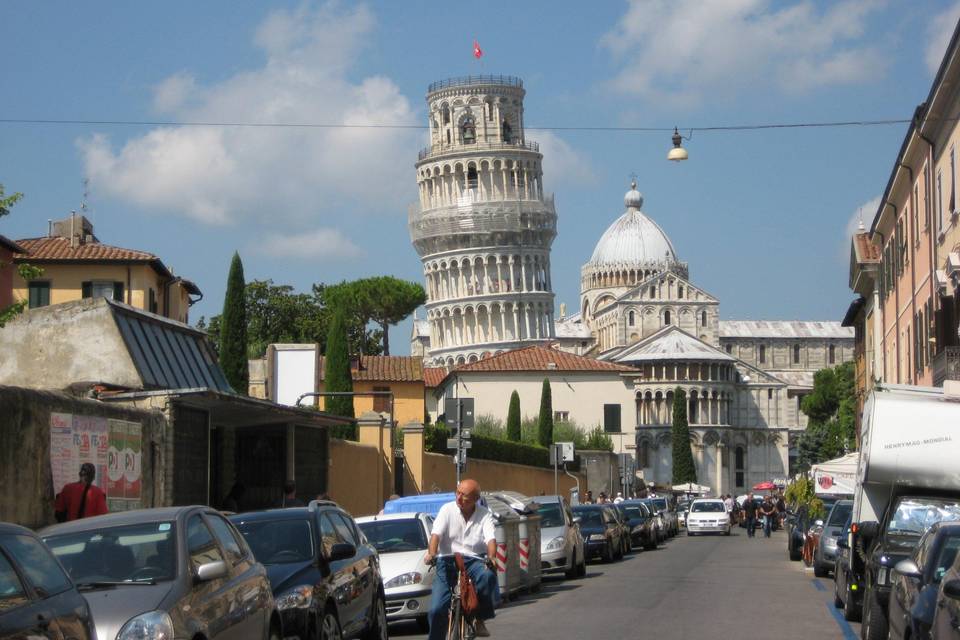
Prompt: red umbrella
<box><xmin>752</xmin><ymin>481</ymin><xmax>776</xmax><ymax>491</ymax></box>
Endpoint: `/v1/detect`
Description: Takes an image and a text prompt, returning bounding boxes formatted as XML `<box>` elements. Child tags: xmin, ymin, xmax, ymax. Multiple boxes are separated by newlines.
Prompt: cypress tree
<box><xmin>219</xmin><ymin>252</ymin><xmax>248</xmax><ymax>394</ymax></box>
<box><xmin>324</xmin><ymin>308</ymin><xmax>355</xmax><ymax>421</ymax></box>
<box><xmin>537</xmin><ymin>378</ymin><xmax>554</xmax><ymax>447</ymax></box>
<box><xmin>671</xmin><ymin>387</ymin><xmax>697</xmax><ymax>483</ymax></box>
<box><xmin>506</xmin><ymin>391</ymin><xmax>521</xmax><ymax>442</ymax></box>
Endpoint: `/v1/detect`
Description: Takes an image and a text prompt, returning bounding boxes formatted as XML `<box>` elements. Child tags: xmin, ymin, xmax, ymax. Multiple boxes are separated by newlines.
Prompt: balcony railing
<box><xmin>428</xmin><ymin>75</ymin><xmax>523</xmax><ymax>93</ymax></box>
<box><xmin>418</xmin><ymin>139</ymin><xmax>540</xmax><ymax>162</ymax></box>
<box><xmin>408</xmin><ymin>198</ymin><xmax>557</xmax><ymax>244</ymax></box>
<box><xmin>932</xmin><ymin>346</ymin><xmax>960</xmax><ymax>386</ymax></box>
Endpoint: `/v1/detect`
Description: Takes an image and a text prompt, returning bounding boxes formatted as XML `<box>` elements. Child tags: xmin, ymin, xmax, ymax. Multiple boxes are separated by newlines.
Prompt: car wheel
<box><xmin>789</xmin><ymin>538</ymin><xmax>802</xmax><ymax>561</ymax></box>
<box><xmin>576</xmin><ymin>553</ymin><xmax>587</xmax><ymax>577</ymax></box>
<box><xmin>603</xmin><ymin>542</ymin><xmax>613</xmax><ymax>563</ymax></box>
<box><xmin>416</xmin><ymin>615</ymin><xmax>430</xmax><ymax>632</ymax></box>
<box><xmin>687</xmin><ymin>530</ymin><xmax>696</xmax><ymax>537</ymax></box>
<box><xmin>833</xmin><ymin>584</ymin><xmax>843</xmax><ymax>609</ymax></box>
<box><xmin>320</xmin><ymin>610</ymin><xmax>342</xmax><ymax>640</ymax></box>
<box><xmin>862</xmin><ymin>585</ymin><xmax>887</xmax><ymax>640</ymax></box>
<box><xmin>361</xmin><ymin>591</ymin><xmax>388</xmax><ymax>640</ymax></box>
<box><xmin>645</xmin><ymin>536</ymin><xmax>657</xmax><ymax>551</ymax></box>
<box><xmin>565</xmin><ymin>550</ymin><xmax>578</xmax><ymax>579</ymax></box>
<box><xmin>814</xmin><ymin>562</ymin><xmax>829</xmax><ymax>578</ymax></box>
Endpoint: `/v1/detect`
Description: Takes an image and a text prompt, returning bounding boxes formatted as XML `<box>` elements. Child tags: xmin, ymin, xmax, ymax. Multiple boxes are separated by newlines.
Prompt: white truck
<box><xmin>846</xmin><ymin>382</ymin><xmax>960</xmax><ymax>640</ymax></box>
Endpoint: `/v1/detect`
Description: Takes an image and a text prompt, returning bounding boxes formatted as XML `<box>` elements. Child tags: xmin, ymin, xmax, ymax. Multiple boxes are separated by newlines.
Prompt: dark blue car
<box><xmin>572</xmin><ymin>505</ymin><xmax>623</xmax><ymax>563</ymax></box>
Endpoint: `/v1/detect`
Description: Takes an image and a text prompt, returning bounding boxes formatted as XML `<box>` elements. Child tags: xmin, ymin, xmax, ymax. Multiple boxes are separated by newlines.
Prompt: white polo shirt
<box><xmin>431</xmin><ymin>501</ymin><xmax>497</xmax><ymax>557</ymax></box>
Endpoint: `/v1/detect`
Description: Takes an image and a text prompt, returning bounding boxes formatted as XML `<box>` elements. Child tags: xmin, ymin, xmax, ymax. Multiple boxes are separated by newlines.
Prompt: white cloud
<box><xmin>256</xmin><ymin>228</ymin><xmax>363</xmax><ymax>260</ymax></box>
<box><xmin>846</xmin><ymin>195</ymin><xmax>880</xmax><ymax>239</ymax></box>
<box><xmin>533</xmin><ymin>130</ymin><xmax>596</xmax><ymax>187</ymax></box>
<box><xmin>80</xmin><ymin>2</ymin><xmax>419</xmax><ymax>226</ymax></box>
<box><xmin>926</xmin><ymin>1</ymin><xmax>960</xmax><ymax>73</ymax></box>
<box><xmin>601</xmin><ymin>0</ymin><xmax>887</xmax><ymax>107</ymax></box>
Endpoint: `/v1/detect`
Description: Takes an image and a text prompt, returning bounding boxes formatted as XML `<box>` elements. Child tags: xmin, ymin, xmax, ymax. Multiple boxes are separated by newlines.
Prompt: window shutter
<box><xmin>603</xmin><ymin>404</ymin><xmax>621</xmax><ymax>433</ymax></box>
<box><xmin>113</xmin><ymin>282</ymin><xmax>124</xmax><ymax>302</ymax></box>
<box><xmin>81</xmin><ymin>282</ymin><xmax>92</xmax><ymax>298</ymax></box>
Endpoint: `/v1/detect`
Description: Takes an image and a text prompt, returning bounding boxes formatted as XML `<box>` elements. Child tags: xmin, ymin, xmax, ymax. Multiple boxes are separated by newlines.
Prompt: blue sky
<box><xmin>3</xmin><ymin>1</ymin><xmax>959</xmax><ymax>355</ymax></box>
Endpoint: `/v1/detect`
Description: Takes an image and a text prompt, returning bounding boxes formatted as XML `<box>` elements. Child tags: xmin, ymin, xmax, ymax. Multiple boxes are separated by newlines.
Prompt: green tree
<box><xmin>797</xmin><ymin>361</ymin><xmax>856</xmax><ymax>470</ymax></box>
<box><xmin>584</xmin><ymin>426</ymin><xmax>614</xmax><ymax>451</ymax></box>
<box><xmin>324</xmin><ymin>307</ymin><xmax>355</xmax><ymax>422</ymax></box>
<box><xmin>671</xmin><ymin>387</ymin><xmax>697</xmax><ymax>483</ymax></box>
<box><xmin>219</xmin><ymin>252</ymin><xmax>248</xmax><ymax>394</ymax></box>
<box><xmin>0</xmin><ymin>184</ymin><xmax>42</xmax><ymax>327</ymax></box>
<box><xmin>326</xmin><ymin>276</ymin><xmax>425</xmax><ymax>355</ymax></box>
<box><xmin>537</xmin><ymin>378</ymin><xmax>554</xmax><ymax>447</ymax></box>
<box><xmin>506</xmin><ymin>391</ymin><xmax>522</xmax><ymax>442</ymax></box>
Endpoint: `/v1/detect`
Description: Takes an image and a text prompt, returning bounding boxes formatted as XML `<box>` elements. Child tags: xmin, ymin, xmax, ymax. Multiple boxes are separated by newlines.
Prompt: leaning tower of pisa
<box><xmin>409</xmin><ymin>75</ymin><xmax>557</xmax><ymax>367</ymax></box>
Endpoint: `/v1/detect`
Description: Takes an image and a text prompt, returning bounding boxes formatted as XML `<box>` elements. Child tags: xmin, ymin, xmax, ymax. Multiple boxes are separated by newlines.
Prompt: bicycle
<box><xmin>428</xmin><ymin>553</ymin><xmax>492</xmax><ymax>640</ymax></box>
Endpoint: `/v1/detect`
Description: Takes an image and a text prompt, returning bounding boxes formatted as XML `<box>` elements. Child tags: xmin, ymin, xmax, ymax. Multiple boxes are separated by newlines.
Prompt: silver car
<box><xmin>41</xmin><ymin>506</ymin><xmax>280</xmax><ymax>640</ymax></box>
<box><xmin>813</xmin><ymin>499</ymin><xmax>853</xmax><ymax>578</ymax></box>
<box><xmin>532</xmin><ymin>495</ymin><xmax>586</xmax><ymax>578</ymax></box>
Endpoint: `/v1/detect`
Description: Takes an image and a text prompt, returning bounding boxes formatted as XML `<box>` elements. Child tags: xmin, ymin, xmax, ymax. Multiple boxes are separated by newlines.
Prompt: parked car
<box><xmin>676</xmin><ymin>502</ymin><xmax>690</xmax><ymax>529</ymax></box>
<box><xmin>42</xmin><ymin>506</ymin><xmax>280</xmax><ymax>640</ymax></box>
<box><xmin>685</xmin><ymin>499</ymin><xmax>731</xmax><ymax>536</ymax></box>
<box><xmin>608</xmin><ymin>504</ymin><xmax>633</xmax><ymax>556</ymax></box>
<box><xmin>0</xmin><ymin>522</ymin><xmax>95</xmax><ymax>640</ymax></box>
<box><xmin>646</xmin><ymin>497</ymin><xmax>679</xmax><ymax>537</ymax></box>
<box><xmin>356</xmin><ymin>512</ymin><xmax>435</xmax><ymax>629</ymax></box>
<box><xmin>231</xmin><ymin>500</ymin><xmax>387</xmax><ymax>640</ymax></box>
<box><xmin>932</xmin><ymin>543</ymin><xmax>960</xmax><ymax>640</ymax></box>
<box><xmin>887</xmin><ymin>521</ymin><xmax>960</xmax><ymax>640</ymax></box>
<box><xmin>640</xmin><ymin>499</ymin><xmax>670</xmax><ymax>542</ymax></box>
<box><xmin>813</xmin><ymin>499</ymin><xmax>853</xmax><ymax>577</ymax></box>
<box><xmin>787</xmin><ymin>497</ymin><xmax>839</xmax><ymax>560</ymax></box>
<box><xmin>619</xmin><ymin>500</ymin><xmax>658</xmax><ymax>550</ymax></box>
<box><xmin>531</xmin><ymin>495</ymin><xmax>586</xmax><ymax>578</ymax></box>
<box><xmin>572</xmin><ymin>505</ymin><xmax>624</xmax><ymax>563</ymax></box>
<box><xmin>833</xmin><ymin>515</ymin><xmax>862</xmax><ymax>622</ymax></box>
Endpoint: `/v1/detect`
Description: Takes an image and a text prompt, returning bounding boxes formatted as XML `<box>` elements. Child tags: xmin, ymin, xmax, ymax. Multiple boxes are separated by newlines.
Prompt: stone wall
<box><xmin>328</xmin><ymin>438</ymin><xmax>382</xmax><ymax>517</ymax></box>
<box><xmin>0</xmin><ymin>385</ymin><xmax>165</xmax><ymax>528</ymax></box>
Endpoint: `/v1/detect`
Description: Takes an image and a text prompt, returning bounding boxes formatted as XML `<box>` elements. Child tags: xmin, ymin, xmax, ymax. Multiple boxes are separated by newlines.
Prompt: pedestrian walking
<box><xmin>776</xmin><ymin>493</ymin><xmax>786</xmax><ymax>528</ymax></box>
<box><xmin>54</xmin><ymin>463</ymin><xmax>108</xmax><ymax>522</ymax></box>
<box><xmin>723</xmin><ymin>494</ymin><xmax>735</xmax><ymax>524</ymax></box>
<box><xmin>584</xmin><ymin>490</ymin><xmax>593</xmax><ymax>504</ymax></box>
<box><xmin>760</xmin><ymin>496</ymin><xmax>777</xmax><ymax>538</ymax></box>
<box><xmin>742</xmin><ymin>492</ymin><xmax>758</xmax><ymax>538</ymax></box>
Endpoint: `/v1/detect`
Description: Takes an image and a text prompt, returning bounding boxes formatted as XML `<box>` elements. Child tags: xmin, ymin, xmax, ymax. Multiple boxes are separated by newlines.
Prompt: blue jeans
<box><xmin>428</xmin><ymin>555</ymin><xmax>500</xmax><ymax>640</ymax></box>
<box><xmin>745</xmin><ymin>516</ymin><xmax>756</xmax><ymax>536</ymax></box>
<box><xmin>763</xmin><ymin>516</ymin><xmax>772</xmax><ymax>537</ymax></box>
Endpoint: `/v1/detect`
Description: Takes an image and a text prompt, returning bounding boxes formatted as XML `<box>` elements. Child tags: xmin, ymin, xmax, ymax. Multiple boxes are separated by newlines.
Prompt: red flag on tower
<box><xmin>473</xmin><ymin>40</ymin><xmax>483</xmax><ymax>59</ymax></box>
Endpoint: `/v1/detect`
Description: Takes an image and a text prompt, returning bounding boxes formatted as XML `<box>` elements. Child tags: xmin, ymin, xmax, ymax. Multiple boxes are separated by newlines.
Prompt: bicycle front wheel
<box><xmin>448</xmin><ymin>601</ymin><xmax>463</xmax><ymax>640</ymax></box>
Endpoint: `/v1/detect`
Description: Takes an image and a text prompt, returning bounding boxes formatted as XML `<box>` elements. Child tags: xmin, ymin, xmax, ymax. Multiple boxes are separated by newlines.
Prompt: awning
<box><xmin>810</xmin><ymin>452</ymin><xmax>858</xmax><ymax>496</ymax></box>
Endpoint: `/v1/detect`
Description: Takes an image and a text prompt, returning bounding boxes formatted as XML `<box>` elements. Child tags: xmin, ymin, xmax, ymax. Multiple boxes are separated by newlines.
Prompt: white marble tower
<box><xmin>409</xmin><ymin>75</ymin><xmax>557</xmax><ymax>367</ymax></box>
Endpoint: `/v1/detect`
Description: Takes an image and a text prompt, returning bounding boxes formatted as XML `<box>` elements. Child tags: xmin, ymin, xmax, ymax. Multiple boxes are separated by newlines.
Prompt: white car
<box><xmin>686</xmin><ymin>499</ymin><xmax>731</xmax><ymax>536</ymax></box>
<box><xmin>532</xmin><ymin>495</ymin><xmax>586</xmax><ymax>578</ymax></box>
<box><xmin>356</xmin><ymin>512</ymin><xmax>434</xmax><ymax>630</ymax></box>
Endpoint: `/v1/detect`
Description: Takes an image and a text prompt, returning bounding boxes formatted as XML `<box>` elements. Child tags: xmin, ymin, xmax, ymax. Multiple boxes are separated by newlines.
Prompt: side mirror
<box><xmin>572</xmin><ymin>516</ymin><xmax>582</xmax><ymax>524</ymax></box>
<box><xmin>894</xmin><ymin>559</ymin><xmax>922</xmax><ymax>580</ymax></box>
<box><xmin>836</xmin><ymin>536</ymin><xmax>848</xmax><ymax>549</ymax></box>
<box><xmin>944</xmin><ymin>578</ymin><xmax>960</xmax><ymax>600</ymax></box>
<box><xmin>858</xmin><ymin>521</ymin><xmax>880</xmax><ymax>540</ymax></box>
<box><xmin>815</xmin><ymin>519</ymin><xmax>824</xmax><ymax>527</ymax></box>
<box><xmin>195</xmin><ymin>560</ymin><xmax>228</xmax><ymax>583</ymax></box>
<box><xmin>327</xmin><ymin>542</ymin><xmax>356</xmax><ymax>562</ymax></box>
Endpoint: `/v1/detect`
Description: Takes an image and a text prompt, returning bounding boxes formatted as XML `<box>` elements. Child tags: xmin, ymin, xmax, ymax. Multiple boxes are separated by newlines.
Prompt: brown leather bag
<box><xmin>454</xmin><ymin>553</ymin><xmax>480</xmax><ymax>615</ymax></box>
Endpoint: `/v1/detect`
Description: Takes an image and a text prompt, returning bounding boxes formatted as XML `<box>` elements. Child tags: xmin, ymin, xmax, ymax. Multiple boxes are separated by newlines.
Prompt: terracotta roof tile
<box><xmin>454</xmin><ymin>345</ymin><xmax>636</xmax><ymax>373</ymax></box>
<box><xmin>14</xmin><ymin>236</ymin><xmax>165</xmax><ymax>262</ymax></box>
<box><xmin>853</xmin><ymin>233</ymin><xmax>881</xmax><ymax>262</ymax></box>
<box><xmin>318</xmin><ymin>355</ymin><xmax>424</xmax><ymax>383</ymax></box>
<box><xmin>423</xmin><ymin>367</ymin><xmax>446</xmax><ymax>388</ymax></box>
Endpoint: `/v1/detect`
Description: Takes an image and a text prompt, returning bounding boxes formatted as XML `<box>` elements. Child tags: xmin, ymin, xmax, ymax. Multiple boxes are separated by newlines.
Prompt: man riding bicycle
<box><xmin>423</xmin><ymin>479</ymin><xmax>500</xmax><ymax>638</ymax></box>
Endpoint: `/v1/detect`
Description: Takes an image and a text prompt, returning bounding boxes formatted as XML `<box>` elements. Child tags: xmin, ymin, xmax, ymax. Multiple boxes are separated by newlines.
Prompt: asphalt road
<box><xmin>388</xmin><ymin>527</ymin><xmax>861</xmax><ymax>640</ymax></box>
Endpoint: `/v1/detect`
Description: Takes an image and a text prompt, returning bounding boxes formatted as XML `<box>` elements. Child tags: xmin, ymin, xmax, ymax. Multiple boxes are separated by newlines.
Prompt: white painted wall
<box><xmin>436</xmin><ymin>372</ymin><xmax>637</xmax><ymax>452</ymax></box>
<box><xmin>273</xmin><ymin>345</ymin><xmax>317</xmax><ymax>407</ymax></box>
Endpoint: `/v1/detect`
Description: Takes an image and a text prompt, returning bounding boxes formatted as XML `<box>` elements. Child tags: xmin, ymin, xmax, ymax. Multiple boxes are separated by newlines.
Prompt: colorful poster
<box><xmin>50</xmin><ymin>414</ymin><xmax>143</xmax><ymax>511</ymax></box>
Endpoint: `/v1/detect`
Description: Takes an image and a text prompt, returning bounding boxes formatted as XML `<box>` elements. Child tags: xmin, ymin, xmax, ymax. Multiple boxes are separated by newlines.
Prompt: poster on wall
<box><xmin>49</xmin><ymin>413</ymin><xmax>143</xmax><ymax>511</ymax></box>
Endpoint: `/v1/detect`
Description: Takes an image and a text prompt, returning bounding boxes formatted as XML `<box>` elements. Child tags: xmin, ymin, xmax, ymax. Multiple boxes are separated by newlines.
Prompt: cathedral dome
<box><xmin>587</xmin><ymin>181</ymin><xmax>677</xmax><ymax>267</ymax></box>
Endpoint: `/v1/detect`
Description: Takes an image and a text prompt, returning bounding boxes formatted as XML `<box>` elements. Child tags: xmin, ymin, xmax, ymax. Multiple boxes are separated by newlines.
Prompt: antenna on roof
<box><xmin>80</xmin><ymin>178</ymin><xmax>90</xmax><ymax>216</ymax></box>
<box><xmin>857</xmin><ymin>207</ymin><xmax>864</xmax><ymax>232</ymax></box>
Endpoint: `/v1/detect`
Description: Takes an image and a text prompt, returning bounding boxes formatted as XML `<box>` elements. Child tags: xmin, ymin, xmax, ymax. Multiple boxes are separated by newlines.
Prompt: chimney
<box><xmin>51</xmin><ymin>213</ymin><xmax>97</xmax><ymax>246</ymax></box>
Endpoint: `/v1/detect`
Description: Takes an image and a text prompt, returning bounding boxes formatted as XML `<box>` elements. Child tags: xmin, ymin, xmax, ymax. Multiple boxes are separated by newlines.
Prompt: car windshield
<box><xmin>574</xmin><ymin>510</ymin><xmax>603</xmax><ymax>527</ymax></box>
<box><xmin>534</xmin><ymin>502</ymin><xmax>566</xmax><ymax>528</ymax></box>
<box><xmin>886</xmin><ymin>498</ymin><xmax>960</xmax><ymax>537</ymax></box>
<box><xmin>828</xmin><ymin>503</ymin><xmax>853</xmax><ymax>527</ymax></box>
<box><xmin>234</xmin><ymin>518</ymin><xmax>315</xmax><ymax>564</ymax></box>
<box><xmin>934</xmin><ymin>534</ymin><xmax>960</xmax><ymax>583</ymax></box>
<box><xmin>357</xmin><ymin>520</ymin><xmax>427</xmax><ymax>553</ymax></box>
<box><xmin>691</xmin><ymin>502</ymin><xmax>725</xmax><ymax>513</ymax></box>
<box><xmin>622</xmin><ymin>505</ymin><xmax>645</xmax><ymax>519</ymax></box>
<box><xmin>650</xmin><ymin>499</ymin><xmax>668</xmax><ymax>511</ymax></box>
<box><xmin>44</xmin><ymin>521</ymin><xmax>176</xmax><ymax>584</ymax></box>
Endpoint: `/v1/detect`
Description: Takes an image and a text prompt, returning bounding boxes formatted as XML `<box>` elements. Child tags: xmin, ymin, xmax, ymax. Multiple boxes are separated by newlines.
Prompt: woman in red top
<box><xmin>54</xmin><ymin>463</ymin><xmax>108</xmax><ymax>522</ymax></box>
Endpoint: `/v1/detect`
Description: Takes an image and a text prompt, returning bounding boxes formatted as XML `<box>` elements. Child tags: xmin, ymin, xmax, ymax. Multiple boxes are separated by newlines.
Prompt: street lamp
<box><xmin>667</xmin><ymin>127</ymin><xmax>689</xmax><ymax>162</ymax></box>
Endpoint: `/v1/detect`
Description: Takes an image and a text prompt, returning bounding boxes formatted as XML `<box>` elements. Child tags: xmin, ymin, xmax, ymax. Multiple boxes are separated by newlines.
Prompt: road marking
<box><xmin>825</xmin><ymin>601</ymin><xmax>858</xmax><ymax>639</ymax></box>
<box><xmin>811</xmin><ymin>578</ymin><xmax>827</xmax><ymax>591</ymax></box>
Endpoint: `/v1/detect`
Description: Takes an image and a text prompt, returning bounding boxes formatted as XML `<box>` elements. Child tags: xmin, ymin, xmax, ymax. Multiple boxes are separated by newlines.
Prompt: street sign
<box><xmin>443</xmin><ymin>397</ymin><xmax>475</xmax><ymax>428</ymax></box>
<box><xmin>550</xmin><ymin>442</ymin><xmax>574</xmax><ymax>465</ymax></box>
<box><xmin>447</xmin><ymin>438</ymin><xmax>472</xmax><ymax>449</ymax></box>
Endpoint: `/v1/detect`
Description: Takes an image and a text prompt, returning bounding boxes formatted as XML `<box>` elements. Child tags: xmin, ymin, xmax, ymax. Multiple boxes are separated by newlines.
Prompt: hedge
<box><xmin>426</xmin><ymin>423</ymin><xmax>551</xmax><ymax>468</ymax></box>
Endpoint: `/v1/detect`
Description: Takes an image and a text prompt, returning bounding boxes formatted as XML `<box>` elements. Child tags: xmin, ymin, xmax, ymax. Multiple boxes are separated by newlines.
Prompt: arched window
<box><xmin>664</xmin><ymin>310</ymin><xmax>671</xmax><ymax>325</ymax></box>
<box><xmin>638</xmin><ymin>440</ymin><xmax>649</xmax><ymax>468</ymax></box>
<box><xmin>678</xmin><ymin>285</ymin><xmax>684</xmax><ymax>298</ymax></box>
<box><xmin>701</xmin><ymin>310</ymin><xmax>707</xmax><ymax>326</ymax></box>
<box><xmin>446</xmin><ymin>130</ymin><xmax>451</xmax><ymax>144</ymax></box>
<box><xmin>441</xmin><ymin>104</ymin><xmax>450</xmax><ymax>124</ymax></box>
<box><xmin>650</xmin><ymin>286</ymin><xmax>656</xmax><ymax>297</ymax></box>
<box><xmin>793</xmin><ymin>344</ymin><xmax>801</xmax><ymax>364</ymax></box>
<box><xmin>502</xmin><ymin>119</ymin><xmax>512</xmax><ymax>143</ymax></box>
<box><xmin>461</xmin><ymin>117</ymin><xmax>476</xmax><ymax>144</ymax></box>
<box><xmin>466</xmin><ymin>166</ymin><xmax>478</xmax><ymax>189</ymax></box>
<box><xmin>628</xmin><ymin>310</ymin><xmax>635</xmax><ymax>326</ymax></box>
<box><xmin>829</xmin><ymin>344</ymin><xmax>836</xmax><ymax>364</ymax></box>
<box><xmin>735</xmin><ymin>446</ymin><xmax>745</xmax><ymax>488</ymax></box>
<box><xmin>759</xmin><ymin>345</ymin><xmax>766</xmax><ymax>364</ymax></box>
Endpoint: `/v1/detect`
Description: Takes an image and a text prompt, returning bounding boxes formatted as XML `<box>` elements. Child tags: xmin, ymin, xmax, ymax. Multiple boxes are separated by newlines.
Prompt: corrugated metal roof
<box><xmin>108</xmin><ymin>299</ymin><xmax>232</xmax><ymax>392</ymax></box>
<box><xmin>719</xmin><ymin>320</ymin><xmax>853</xmax><ymax>339</ymax></box>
